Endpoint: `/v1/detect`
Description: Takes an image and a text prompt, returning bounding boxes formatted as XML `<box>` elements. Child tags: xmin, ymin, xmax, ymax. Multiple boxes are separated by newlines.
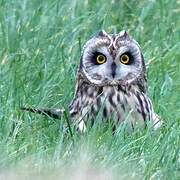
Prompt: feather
<box><xmin>21</xmin><ymin>107</ymin><xmax>64</xmax><ymax>119</ymax></box>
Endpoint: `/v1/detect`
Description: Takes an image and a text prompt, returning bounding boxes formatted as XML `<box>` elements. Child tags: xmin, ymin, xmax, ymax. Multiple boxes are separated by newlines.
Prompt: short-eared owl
<box><xmin>22</xmin><ymin>30</ymin><xmax>161</xmax><ymax>131</ymax></box>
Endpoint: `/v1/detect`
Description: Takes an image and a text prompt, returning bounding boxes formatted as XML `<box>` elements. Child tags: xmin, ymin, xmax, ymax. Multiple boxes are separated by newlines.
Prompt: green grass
<box><xmin>0</xmin><ymin>0</ymin><xmax>179</xmax><ymax>179</ymax></box>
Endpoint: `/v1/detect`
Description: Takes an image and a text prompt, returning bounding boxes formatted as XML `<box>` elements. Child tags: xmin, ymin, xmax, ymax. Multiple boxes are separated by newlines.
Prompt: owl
<box><xmin>22</xmin><ymin>30</ymin><xmax>162</xmax><ymax>131</ymax></box>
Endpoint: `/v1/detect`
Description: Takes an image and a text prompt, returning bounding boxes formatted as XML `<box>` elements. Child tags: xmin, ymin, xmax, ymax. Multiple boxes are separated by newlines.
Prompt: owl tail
<box><xmin>21</xmin><ymin>107</ymin><xmax>64</xmax><ymax>119</ymax></box>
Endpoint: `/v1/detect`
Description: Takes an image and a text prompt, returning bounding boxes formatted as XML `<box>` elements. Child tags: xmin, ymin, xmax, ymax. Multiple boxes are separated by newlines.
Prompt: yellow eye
<box><xmin>120</xmin><ymin>54</ymin><xmax>130</xmax><ymax>64</ymax></box>
<box><xmin>96</xmin><ymin>55</ymin><xmax>106</xmax><ymax>64</ymax></box>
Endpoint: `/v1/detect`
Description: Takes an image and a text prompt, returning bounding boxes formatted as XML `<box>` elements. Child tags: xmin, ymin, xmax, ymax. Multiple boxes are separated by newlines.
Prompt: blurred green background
<box><xmin>0</xmin><ymin>0</ymin><xmax>179</xmax><ymax>179</ymax></box>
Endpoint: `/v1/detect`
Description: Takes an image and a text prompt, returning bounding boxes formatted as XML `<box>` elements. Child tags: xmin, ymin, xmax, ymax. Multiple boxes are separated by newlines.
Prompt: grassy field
<box><xmin>0</xmin><ymin>0</ymin><xmax>179</xmax><ymax>179</ymax></box>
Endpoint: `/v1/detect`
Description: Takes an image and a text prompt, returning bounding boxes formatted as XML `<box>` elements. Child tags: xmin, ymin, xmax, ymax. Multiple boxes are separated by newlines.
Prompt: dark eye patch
<box><xmin>120</xmin><ymin>51</ymin><xmax>134</xmax><ymax>65</ymax></box>
<box><xmin>90</xmin><ymin>51</ymin><xmax>107</xmax><ymax>65</ymax></box>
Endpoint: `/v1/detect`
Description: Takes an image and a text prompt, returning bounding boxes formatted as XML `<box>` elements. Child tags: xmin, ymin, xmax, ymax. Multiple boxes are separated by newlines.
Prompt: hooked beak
<box><xmin>111</xmin><ymin>62</ymin><xmax>116</xmax><ymax>78</ymax></box>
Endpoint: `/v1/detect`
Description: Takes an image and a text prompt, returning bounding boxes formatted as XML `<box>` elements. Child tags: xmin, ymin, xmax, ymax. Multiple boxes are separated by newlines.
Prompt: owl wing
<box><xmin>21</xmin><ymin>107</ymin><xmax>64</xmax><ymax>119</ymax></box>
<box><xmin>134</xmin><ymin>73</ymin><xmax>147</xmax><ymax>93</ymax></box>
<box><xmin>69</xmin><ymin>72</ymin><xmax>84</xmax><ymax>119</ymax></box>
<box><xmin>68</xmin><ymin>72</ymin><xmax>88</xmax><ymax>131</ymax></box>
<box><xmin>135</xmin><ymin>53</ymin><xmax>148</xmax><ymax>93</ymax></box>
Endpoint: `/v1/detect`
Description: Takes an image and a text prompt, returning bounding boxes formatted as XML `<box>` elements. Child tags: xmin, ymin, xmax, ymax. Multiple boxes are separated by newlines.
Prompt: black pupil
<box><xmin>98</xmin><ymin>56</ymin><xmax>104</xmax><ymax>61</ymax></box>
<box><xmin>122</xmin><ymin>55</ymin><xmax>128</xmax><ymax>61</ymax></box>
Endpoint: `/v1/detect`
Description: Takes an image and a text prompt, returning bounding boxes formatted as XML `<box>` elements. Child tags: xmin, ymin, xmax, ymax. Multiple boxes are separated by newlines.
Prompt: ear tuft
<box><xmin>119</xmin><ymin>30</ymin><xmax>130</xmax><ymax>40</ymax></box>
<box><xmin>97</xmin><ymin>30</ymin><xmax>108</xmax><ymax>37</ymax></box>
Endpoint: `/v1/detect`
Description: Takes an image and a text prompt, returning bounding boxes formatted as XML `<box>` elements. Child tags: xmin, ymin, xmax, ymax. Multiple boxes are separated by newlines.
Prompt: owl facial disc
<box><xmin>80</xmin><ymin>30</ymin><xmax>145</xmax><ymax>86</ymax></box>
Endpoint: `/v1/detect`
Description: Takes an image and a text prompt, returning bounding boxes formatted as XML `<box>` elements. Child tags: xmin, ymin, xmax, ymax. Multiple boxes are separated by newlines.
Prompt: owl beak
<box><xmin>111</xmin><ymin>62</ymin><xmax>116</xmax><ymax>78</ymax></box>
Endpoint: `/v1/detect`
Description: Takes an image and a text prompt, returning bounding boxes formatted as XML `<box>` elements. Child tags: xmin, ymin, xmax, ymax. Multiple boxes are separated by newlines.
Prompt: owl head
<box><xmin>79</xmin><ymin>30</ymin><xmax>146</xmax><ymax>87</ymax></box>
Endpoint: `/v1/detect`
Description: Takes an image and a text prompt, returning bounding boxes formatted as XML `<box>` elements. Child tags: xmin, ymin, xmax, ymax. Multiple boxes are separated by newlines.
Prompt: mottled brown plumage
<box><xmin>68</xmin><ymin>30</ymin><xmax>161</xmax><ymax>131</ymax></box>
<box><xmin>22</xmin><ymin>30</ymin><xmax>162</xmax><ymax>131</ymax></box>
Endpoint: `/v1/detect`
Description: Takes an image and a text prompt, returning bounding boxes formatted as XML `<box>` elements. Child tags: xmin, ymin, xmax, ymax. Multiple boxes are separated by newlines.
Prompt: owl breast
<box><xmin>69</xmin><ymin>82</ymin><xmax>154</xmax><ymax>130</ymax></box>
